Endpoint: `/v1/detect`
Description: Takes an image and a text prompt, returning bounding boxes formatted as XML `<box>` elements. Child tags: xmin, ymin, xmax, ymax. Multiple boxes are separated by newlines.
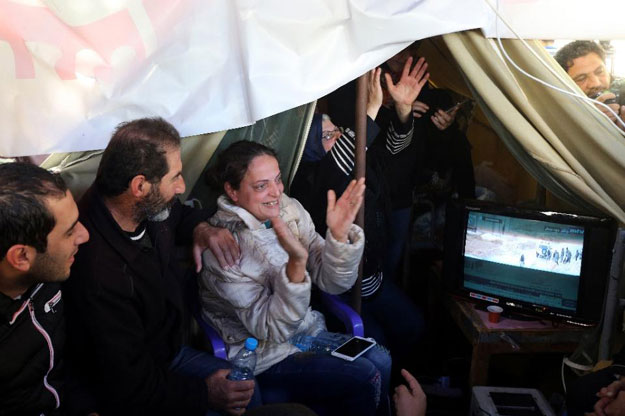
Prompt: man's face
<box><xmin>226</xmin><ymin>154</ymin><xmax>283</xmax><ymax>222</ymax></box>
<box><xmin>135</xmin><ymin>147</ymin><xmax>186</xmax><ymax>222</ymax></box>
<box><xmin>29</xmin><ymin>191</ymin><xmax>90</xmax><ymax>282</ymax></box>
<box><xmin>567</xmin><ymin>52</ymin><xmax>611</xmax><ymax>97</ymax></box>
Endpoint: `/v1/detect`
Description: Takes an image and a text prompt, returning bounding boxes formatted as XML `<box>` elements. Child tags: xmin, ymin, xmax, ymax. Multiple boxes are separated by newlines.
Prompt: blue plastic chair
<box><xmin>186</xmin><ymin>276</ymin><xmax>364</xmax><ymax>359</ymax></box>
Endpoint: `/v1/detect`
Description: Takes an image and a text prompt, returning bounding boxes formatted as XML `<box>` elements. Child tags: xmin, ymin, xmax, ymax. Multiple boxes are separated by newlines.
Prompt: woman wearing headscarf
<box><xmin>291</xmin><ymin>63</ymin><xmax>427</xmax><ymax>383</ymax></box>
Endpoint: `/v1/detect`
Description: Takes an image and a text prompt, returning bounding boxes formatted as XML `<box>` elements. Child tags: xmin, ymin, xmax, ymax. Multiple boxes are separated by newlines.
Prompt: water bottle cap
<box><xmin>244</xmin><ymin>337</ymin><xmax>258</xmax><ymax>351</ymax></box>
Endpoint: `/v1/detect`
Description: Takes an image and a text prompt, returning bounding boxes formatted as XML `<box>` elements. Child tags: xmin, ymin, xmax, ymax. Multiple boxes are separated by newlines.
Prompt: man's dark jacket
<box><xmin>0</xmin><ymin>282</ymin><xmax>64</xmax><ymax>416</ymax></box>
<box><xmin>64</xmin><ymin>186</ymin><xmax>209</xmax><ymax>415</ymax></box>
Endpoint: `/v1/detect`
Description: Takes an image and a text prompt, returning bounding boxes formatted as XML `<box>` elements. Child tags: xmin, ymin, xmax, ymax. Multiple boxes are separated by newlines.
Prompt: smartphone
<box><xmin>330</xmin><ymin>336</ymin><xmax>376</xmax><ymax>361</ymax></box>
<box><xmin>445</xmin><ymin>99</ymin><xmax>469</xmax><ymax>114</ymax></box>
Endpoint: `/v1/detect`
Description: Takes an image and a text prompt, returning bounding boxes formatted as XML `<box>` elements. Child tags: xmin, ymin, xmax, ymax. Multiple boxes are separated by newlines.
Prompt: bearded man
<box><xmin>63</xmin><ymin>118</ymin><xmax>257</xmax><ymax>416</ymax></box>
<box><xmin>555</xmin><ymin>40</ymin><xmax>625</xmax><ymax>130</ymax></box>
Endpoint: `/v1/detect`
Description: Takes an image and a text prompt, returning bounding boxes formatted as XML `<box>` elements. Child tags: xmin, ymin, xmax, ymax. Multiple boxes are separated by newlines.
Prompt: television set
<box><xmin>443</xmin><ymin>199</ymin><xmax>617</xmax><ymax>325</ymax></box>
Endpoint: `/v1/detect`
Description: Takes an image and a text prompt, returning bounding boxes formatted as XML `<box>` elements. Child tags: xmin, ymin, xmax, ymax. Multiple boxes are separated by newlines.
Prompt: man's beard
<box><xmin>134</xmin><ymin>184</ymin><xmax>176</xmax><ymax>223</ymax></box>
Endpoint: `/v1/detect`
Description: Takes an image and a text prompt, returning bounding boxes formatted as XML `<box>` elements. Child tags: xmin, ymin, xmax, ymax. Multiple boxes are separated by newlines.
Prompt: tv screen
<box><xmin>444</xmin><ymin>200</ymin><xmax>616</xmax><ymax>324</ymax></box>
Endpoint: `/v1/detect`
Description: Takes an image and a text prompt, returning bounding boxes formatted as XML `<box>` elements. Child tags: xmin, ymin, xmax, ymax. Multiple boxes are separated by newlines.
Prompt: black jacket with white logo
<box><xmin>0</xmin><ymin>282</ymin><xmax>64</xmax><ymax>416</ymax></box>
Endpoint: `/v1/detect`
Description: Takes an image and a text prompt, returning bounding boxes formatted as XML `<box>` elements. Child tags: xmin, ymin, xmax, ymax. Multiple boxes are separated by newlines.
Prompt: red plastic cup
<box><xmin>487</xmin><ymin>305</ymin><xmax>503</xmax><ymax>323</ymax></box>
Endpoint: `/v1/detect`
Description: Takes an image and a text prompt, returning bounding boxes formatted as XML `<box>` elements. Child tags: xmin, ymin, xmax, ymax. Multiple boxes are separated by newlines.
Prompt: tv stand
<box><xmin>447</xmin><ymin>298</ymin><xmax>592</xmax><ymax>386</ymax></box>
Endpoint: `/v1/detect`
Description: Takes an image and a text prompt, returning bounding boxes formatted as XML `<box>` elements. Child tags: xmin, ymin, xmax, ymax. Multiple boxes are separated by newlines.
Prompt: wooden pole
<box><xmin>350</xmin><ymin>74</ymin><xmax>367</xmax><ymax>315</ymax></box>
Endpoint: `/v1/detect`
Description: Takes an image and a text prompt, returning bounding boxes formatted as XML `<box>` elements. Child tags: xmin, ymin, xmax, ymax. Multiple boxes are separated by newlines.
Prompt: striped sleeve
<box><xmin>329</xmin><ymin>128</ymin><xmax>356</xmax><ymax>176</ymax></box>
<box><xmin>385</xmin><ymin>120</ymin><xmax>414</xmax><ymax>155</ymax></box>
<box><xmin>361</xmin><ymin>271</ymin><xmax>383</xmax><ymax>298</ymax></box>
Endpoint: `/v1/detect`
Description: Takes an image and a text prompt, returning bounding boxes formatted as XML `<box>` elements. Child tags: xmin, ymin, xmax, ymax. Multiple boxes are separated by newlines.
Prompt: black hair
<box><xmin>207</xmin><ymin>141</ymin><xmax>278</xmax><ymax>191</ymax></box>
<box><xmin>96</xmin><ymin>117</ymin><xmax>181</xmax><ymax>197</ymax></box>
<box><xmin>0</xmin><ymin>162</ymin><xmax>68</xmax><ymax>258</ymax></box>
<box><xmin>555</xmin><ymin>40</ymin><xmax>605</xmax><ymax>73</ymax></box>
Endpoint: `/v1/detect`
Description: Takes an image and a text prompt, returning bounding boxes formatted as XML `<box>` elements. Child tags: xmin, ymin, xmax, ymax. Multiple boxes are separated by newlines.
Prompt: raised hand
<box><xmin>367</xmin><ymin>67</ymin><xmax>383</xmax><ymax>120</ymax></box>
<box><xmin>272</xmin><ymin>216</ymin><xmax>308</xmax><ymax>283</ymax></box>
<box><xmin>385</xmin><ymin>56</ymin><xmax>430</xmax><ymax>122</ymax></box>
<box><xmin>326</xmin><ymin>178</ymin><xmax>366</xmax><ymax>243</ymax></box>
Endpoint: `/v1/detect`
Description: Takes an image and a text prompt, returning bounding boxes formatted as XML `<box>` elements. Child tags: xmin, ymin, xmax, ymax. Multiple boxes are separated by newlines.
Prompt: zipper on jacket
<box><xmin>28</xmin><ymin>301</ymin><xmax>60</xmax><ymax>409</ymax></box>
<box><xmin>44</xmin><ymin>290</ymin><xmax>62</xmax><ymax>313</ymax></box>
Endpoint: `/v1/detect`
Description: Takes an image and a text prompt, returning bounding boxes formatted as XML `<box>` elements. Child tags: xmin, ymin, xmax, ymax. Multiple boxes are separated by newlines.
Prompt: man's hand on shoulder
<box><xmin>192</xmin><ymin>222</ymin><xmax>240</xmax><ymax>271</ymax></box>
<box><xmin>205</xmin><ymin>369</ymin><xmax>254</xmax><ymax>416</ymax></box>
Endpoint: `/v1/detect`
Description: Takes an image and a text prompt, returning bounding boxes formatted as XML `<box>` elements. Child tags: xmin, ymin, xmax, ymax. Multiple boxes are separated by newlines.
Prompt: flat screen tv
<box><xmin>443</xmin><ymin>199</ymin><xmax>617</xmax><ymax>325</ymax></box>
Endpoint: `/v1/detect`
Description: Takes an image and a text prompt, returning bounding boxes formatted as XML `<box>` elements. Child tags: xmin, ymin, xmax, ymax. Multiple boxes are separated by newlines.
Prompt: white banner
<box><xmin>0</xmin><ymin>0</ymin><xmax>489</xmax><ymax>156</ymax></box>
<box><xmin>3</xmin><ymin>0</ymin><xmax>625</xmax><ymax>156</ymax></box>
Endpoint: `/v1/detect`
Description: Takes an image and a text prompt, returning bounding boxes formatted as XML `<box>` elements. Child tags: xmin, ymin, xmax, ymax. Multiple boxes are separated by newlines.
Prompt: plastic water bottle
<box><xmin>228</xmin><ymin>337</ymin><xmax>258</xmax><ymax>380</ymax></box>
<box><xmin>290</xmin><ymin>331</ymin><xmax>345</xmax><ymax>353</ymax></box>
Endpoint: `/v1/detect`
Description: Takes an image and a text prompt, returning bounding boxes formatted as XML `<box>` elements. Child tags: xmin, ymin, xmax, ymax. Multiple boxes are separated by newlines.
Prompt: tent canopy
<box><xmin>3</xmin><ymin>0</ymin><xmax>625</xmax><ymax>222</ymax></box>
<box><xmin>3</xmin><ymin>0</ymin><xmax>625</xmax><ymax>157</ymax></box>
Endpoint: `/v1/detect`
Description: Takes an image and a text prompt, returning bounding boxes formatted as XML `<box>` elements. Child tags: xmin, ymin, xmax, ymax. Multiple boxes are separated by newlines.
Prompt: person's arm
<box><xmin>192</xmin><ymin>221</ymin><xmax>240</xmax><ymax>271</ymax></box>
<box><xmin>385</xmin><ymin>56</ymin><xmax>429</xmax><ymax>124</ymax></box>
<box><xmin>201</xmin><ymin>241</ymin><xmax>312</xmax><ymax>344</ymax></box>
<box><xmin>171</xmin><ymin>199</ymin><xmax>241</xmax><ymax>270</ymax></box>
<box><xmin>73</xmin><ymin>271</ymin><xmax>210</xmax><ymax>415</ymax></box>
<box><xmin>382</xmin><ymin>56</ymin><xmax>429</xmax><ymax>155</ymax></box>
<box><xmin>367</xmin><ymin>67</ymin><xmax>383</xmax><ymax>120</ymax></box>
<box><xmin>326</xmin><ymin>121</ymin><xmax>378</xmax><ymax>177</ymax></box>
<box><xmin>291</xmin><ymin>192</ymin><xmax>366</xmax><ymax>296</ymax></box>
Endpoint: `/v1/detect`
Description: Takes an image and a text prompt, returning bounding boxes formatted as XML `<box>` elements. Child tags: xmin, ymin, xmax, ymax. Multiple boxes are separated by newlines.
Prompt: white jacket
<box><xmin>199</xmin><ymin>193</ymin><xmax>364</xmax><ymax>374</ymax></box>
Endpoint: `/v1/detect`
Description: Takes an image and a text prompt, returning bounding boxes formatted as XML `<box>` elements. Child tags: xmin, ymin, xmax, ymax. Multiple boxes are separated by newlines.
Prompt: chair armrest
<box><xmin>193</xmin><ymin>310</ymin><xmax>228</xmax><ymax>360</ymax></box>
<box><xmin>185</xmin><ymin>275</ymin><xmax>228</xmax><ymax>360</ymax></box>
<box><xmin>320</xmin><ymin>292</ymin><xmax>364</xmax><ymax>337</ymax></box>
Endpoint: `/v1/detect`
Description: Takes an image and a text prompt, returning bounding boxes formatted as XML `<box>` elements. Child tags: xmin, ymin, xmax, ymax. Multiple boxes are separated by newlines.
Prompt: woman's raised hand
<box><xmin>326</xmin><ymin>178</ymin><xmax>366</xmax><ymax>243</ymax></box>
<box><xmin>366</xmin><ymin>67</ymin><xmax>383</xmax><ymax>120</ymax></box>
<box><xmin>272</xmin><ymin>216</ymin><xmax>308</xmax><ymax>283</ymax></box>
<box><xmin>385</xmin><ymin>56</ymin><xmax>429</xmax><ymax>122</ymax></box>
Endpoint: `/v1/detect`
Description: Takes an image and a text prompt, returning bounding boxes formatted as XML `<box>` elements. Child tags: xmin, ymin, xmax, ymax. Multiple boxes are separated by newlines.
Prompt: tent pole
<box><xmin>350</xmin><ymin>74</ymin><xmax>367</xmax><ymax>315</ymax></box>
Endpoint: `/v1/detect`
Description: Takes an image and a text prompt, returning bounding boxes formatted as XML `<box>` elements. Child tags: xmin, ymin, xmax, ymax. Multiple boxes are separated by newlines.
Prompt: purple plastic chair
<box><xmin>186</xmin><ymin>276</ymin><xmax>228</xmax><ymax>360</ymax></box>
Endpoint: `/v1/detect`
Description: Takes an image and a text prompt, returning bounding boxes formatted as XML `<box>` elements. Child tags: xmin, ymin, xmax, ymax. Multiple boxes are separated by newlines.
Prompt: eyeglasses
<box><xmin>321</xmin><ymin>127</ymin><xmax>341</xmax><ymax>141</ymax></box>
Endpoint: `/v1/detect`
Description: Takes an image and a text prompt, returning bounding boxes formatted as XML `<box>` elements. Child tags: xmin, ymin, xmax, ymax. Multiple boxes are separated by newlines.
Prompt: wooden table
<box><xmin>446</xmin><ymin>298</ymin><xmax>592</xmax><ymax>386</ymax></box>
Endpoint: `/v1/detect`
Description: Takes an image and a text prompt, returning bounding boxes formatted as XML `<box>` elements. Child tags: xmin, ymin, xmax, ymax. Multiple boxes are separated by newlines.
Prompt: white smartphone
<box><xmin>330</xmin><ymin>336</ymin><xmax>376</xmax><ymax>361</ymax></box>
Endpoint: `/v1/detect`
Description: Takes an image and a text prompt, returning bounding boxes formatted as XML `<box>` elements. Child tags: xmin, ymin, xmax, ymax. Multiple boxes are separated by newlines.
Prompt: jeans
<box><xmin>257</xmin><ymin>332</ymin><xmax>392</xmax><ymax>416</ymax></box>
<box><xmin>169</xmin><ymin>345</ymin><xmax>262</xmax><ymax>415</ymax></box>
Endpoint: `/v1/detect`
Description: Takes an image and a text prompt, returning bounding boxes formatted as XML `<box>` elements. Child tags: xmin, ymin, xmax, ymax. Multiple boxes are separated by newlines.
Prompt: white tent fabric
<box><xmin>481</xmin><ymin>0</ymin><xmax>625</xmax><ymax>40</ymax></box>
<box><xmin>2</xmin><ymin>0</ymin><xmax>489</xmax><ymax>156</ymax></box>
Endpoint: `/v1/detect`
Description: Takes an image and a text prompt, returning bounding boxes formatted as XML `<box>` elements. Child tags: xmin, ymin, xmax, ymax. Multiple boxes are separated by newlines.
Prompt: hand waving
<box><xmin>272</xmin><ymin>216</ymin><xmax>308</xmax><ymax>283</ymax></box>
<box><xmin>326</xmin><ymin>178</ymin><xmax>366</xmax><ymax>243</ymax></box>
<box><xmin>367</xmin><ymin>67</ymin><xmax>383</xmax><ymax>120</ymax></box>
<box><xmin>385</xmin><ymin>56</ymin><xmax>429</xmax><ymax>122</ymax></box>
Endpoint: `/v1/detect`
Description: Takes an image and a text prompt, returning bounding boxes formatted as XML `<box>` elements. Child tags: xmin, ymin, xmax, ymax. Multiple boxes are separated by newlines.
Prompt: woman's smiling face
<box><xmin>225</xmin><ymin>154</ymin><xmax>283</xmax><ymax>221</ymax></box>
